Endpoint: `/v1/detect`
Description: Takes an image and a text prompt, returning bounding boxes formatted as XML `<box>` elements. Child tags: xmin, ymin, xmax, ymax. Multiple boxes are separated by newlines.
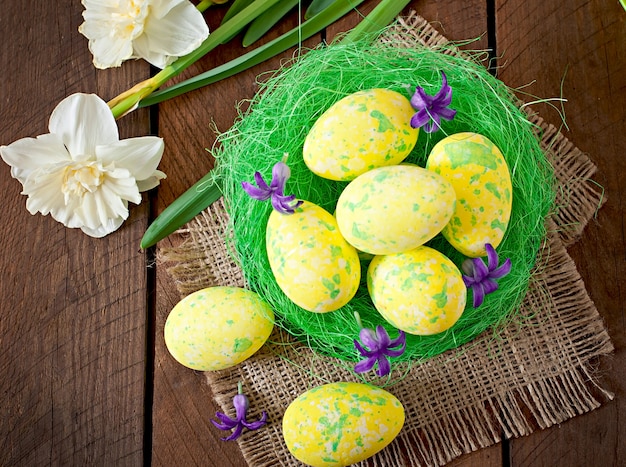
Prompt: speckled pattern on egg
<box><xmin>266</xmin><ymin>201</ymin><xmax>361</xmax><ymax>313</ymax></box>
<box><xmin>282</xmin><ymin>382</ymin><xmax>405</xmax><ymax>467</ymax></box>
<box><xmin>164</xmin><ymin>287</ymin><xmax>274</xmax><ymax>371</ymax></box>
<box><xmin>367</xmin><ymin>246</ymin><xmax>467</xmax><ymax>335</ymax></box>
<box><xmin>427</xmin><ymin>132</ymin><xmax>513</xmax><ymax>257</ymax></box>
<box><xmin>303</xmin><ymin>88</ymin><xmax>419</xmax><ymax>181</ymax></box>
<box><xmin>336</xmin><ymin>164</ymin><xmax>456</xmax><ymax>255</ymax></box>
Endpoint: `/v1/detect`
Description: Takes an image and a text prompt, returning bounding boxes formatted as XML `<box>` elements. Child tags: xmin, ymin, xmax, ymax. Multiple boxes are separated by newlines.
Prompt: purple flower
<box><xmin>354</xmin><ymin>325</ymin><xmax>406</xmax><ymax>377</ymax></box>
<box><xmin>241</xmin><ymin>159</ymin><xmax>302</xmax><ymax>214</ymax></box>
<box><xmin>461</xmin><ymin>243</ymin><xmax>512</xmax><ymax>308</ymax></box>
<box><xmin>410</xmin><ymin>71</ymin><xmax>457</xmax><ymax>133</ymax></box>
<box><xmin>211</xmin><ymin>384</ymin><xmax>267</xmax><ymax>441</ymax></box>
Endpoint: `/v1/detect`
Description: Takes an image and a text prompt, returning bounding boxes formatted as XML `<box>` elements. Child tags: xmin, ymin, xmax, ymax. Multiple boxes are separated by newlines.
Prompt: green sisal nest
<box><xmin>212</xmin><ymin>33</ymin><xmax>555</xmax><ymax>363</ymax></box>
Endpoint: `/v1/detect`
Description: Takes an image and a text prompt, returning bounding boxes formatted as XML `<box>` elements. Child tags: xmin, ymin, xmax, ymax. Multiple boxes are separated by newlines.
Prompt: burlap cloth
<box><xmin>159</xmin><ymin>12</ymin><xmax>614</xmax><ymax>466</ymax></box>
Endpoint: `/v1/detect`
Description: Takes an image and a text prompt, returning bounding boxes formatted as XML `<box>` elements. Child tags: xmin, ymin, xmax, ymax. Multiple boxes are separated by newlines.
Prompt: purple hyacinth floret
<box><xmin>461</xmin><ymin>243</ymin><xmax>512</xmax><ymax>308</ymax></box>
<box><xmin>241</xmin><ymin>160</ymin><xmax>302</xmax><ymax>214</ymax></box>
<box><xmin>354</xmin><ymin>325</ymin><xmax>406</xmax><ymax>377</ymax></box>
<box><xmin>211</xmin><ymin>388</ymin><xmax>267</xmax><ymax>441</ymax></box>
<box><xmin>410</xmin><ymin>71</ymin><xmax>457</xmax><ymax>133</ymax></box>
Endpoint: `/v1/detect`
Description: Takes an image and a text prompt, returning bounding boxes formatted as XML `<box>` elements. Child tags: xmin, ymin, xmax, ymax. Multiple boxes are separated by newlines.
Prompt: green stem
<box><xmin>242</xmin><ymin>0</ymin><xmax>301</xmax><ymax>47</ymax></box>
<box><xmin>342</xmin><ymin>0</ymin><xmax>411</xmax><ymax>42</ymax></box>
<box><xmin>139</xmin><ymin>0</ymin><xmax>367</xmax><ymax>107</ymax></box>
<box><xmin>196</xmin><ymin>0</ymin><xmax>229</xmax><ymax>12</ymax></box>
<box><xmin>140</xmin><ymin>0</ymin><xmax>411</xmax><ymax>248</ymax></box>
<box><xmin>196</xmin><ymin>0</ymin><xmax>213</xmax><ymax>12</ymax></box>
<box><xmin>109</xmin><ymin>0</ymin><xmax>282</xmax><ymax>118</ymax></box>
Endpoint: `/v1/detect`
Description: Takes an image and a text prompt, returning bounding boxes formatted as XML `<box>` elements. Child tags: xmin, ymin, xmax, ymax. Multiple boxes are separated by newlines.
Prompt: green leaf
<box><xmin>219</xmin><ymin>0</ymin><xmax>260</xmax><ymax>43</ymax></box>
<box><xmin>162</xmin><ymin>0</ymin><xmax>286</xmax><ymax>75</ymax></box>
<box><xmin>140</xmin><ymin>173</ymin><xmax>223</xmax><ymax>249</ymax></box>
<box><xmin>221</xmin><ymin>0</ymin><xmax>256</xmax><ymax>24</ymax></box>
<box><xmin>222</xmin><ymin>0</ymin><xmax>286</xmax><ymax>44</ymax></box>
<box><xmin>110</xmin><ymin>0</ymin><xmax>284</xmax><ymax>118</ymax></box>
<box><xmin>242</xmin><ymin>0</ymin><xmax>300</xmax><ymax>47</ymax></box>
<box><xmin>304</xmin><ymin>0</ymin><xmax>339</xmax><ymax>20</ymax></box>
<box><xmin>341</xmin><ymin>0</ymin><xmax>411</xmax><ymax>42</ymax></box>
<box><xmin>141</xmin><ymin>0</ymin><xmax>412</xmax><ymax>244</ymax></box>
<box><xmin>140</xmin><ymin>0</ymin><xmax>368</xmax><ymax>107</ymax></box>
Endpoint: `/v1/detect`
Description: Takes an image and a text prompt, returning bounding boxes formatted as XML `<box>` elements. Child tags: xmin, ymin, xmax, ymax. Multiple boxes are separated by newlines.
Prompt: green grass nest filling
<box><xmin>213</xmin><ymin>35</ymin><xmax>555</xmax><ymax>363</ymax></box>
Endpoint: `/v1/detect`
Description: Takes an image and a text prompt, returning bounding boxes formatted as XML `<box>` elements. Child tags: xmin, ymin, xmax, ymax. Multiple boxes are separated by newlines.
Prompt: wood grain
<box><xmin>496</xmin><ymin>0</ymin><xmax>625</xmax><ymax>463</ymax></box>
<box><xmin>0</xmin><ymin>1</ymin><xmax>151</xmax><ymax>465</ymax></box>
<box><xmin>1</xmin><ymin>0</ymin><xmax>623</xmax><ymax>465</ymax></box>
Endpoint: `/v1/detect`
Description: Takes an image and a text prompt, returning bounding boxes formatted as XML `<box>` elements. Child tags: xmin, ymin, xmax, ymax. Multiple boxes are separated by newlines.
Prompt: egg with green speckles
<box><xmin>303</xmin><ymin>88</ymin><xmax>419</xmax><ymax>181</ymax></box>
<box><xmin>164</xmin><ymin>287</ymin><xmax>274</xmax><ymax>371</ymax></box>
<box><xmin>367</xmin><ymin>246</ymin><xmax>466</xmax><ymax>335</ymax></box>
<box><xmin>282</xmin><ymin>382</ymin><xmax>404</xmax><ymax>467</ymax></box>
<box><xmin>266</xmin><ymin>201</ymin><xmax>360</xmax><ymax>313</ymax></box>
<box><xmin>335</xmin><ymin>164</ymin><xmax>456</xmax><ymax>255</ymax></box>
<box><xmin>426</xmin><ymin>132</ymin><xmax>513</xmax><ymax>257</ymax></box>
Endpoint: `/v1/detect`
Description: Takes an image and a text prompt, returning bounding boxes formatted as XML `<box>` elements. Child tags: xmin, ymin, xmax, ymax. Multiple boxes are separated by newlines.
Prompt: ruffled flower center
<box><xmin>112</xmin><ymin>0</ymin><xmax>150</xmax><ymax>41</ymax></box>
<box><xmin>61</xmin><ymin>161</ymin><xmax>105</xmax><ymax>202</ymax></box>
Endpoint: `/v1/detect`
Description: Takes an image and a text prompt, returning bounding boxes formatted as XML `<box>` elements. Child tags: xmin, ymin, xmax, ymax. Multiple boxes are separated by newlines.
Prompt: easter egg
<box><xmin>303</xmin><ymin>88</ymin><xmax>419</xmax><ymax>181</ymax></box>
<box><xmin>282</xmin><ymin>382</ymin><xmax>405</xmax><ymax>467</ymax></box>
<box><xmin>164</xmin><ymin>287</ymin><xmax>274</xmax><ymax>371</ymax></box>
<box><xmin>426</xmin><ymin>132</ymin><xmax>512</xmax><ymax>257</ymax></box>
<box><xmin>367</xmin><ymin>246</ymin><xmax>466</xmax><ymax>335</ymax></box>
<box><xmin>266</xmin><ymin>201</ymin><xmax>361</xmax><ymax>312</ymax></box>
<box><xmin>335</xmin><ymin>164</ymin><xmax>456</xmax><ymax>255</ymax></box>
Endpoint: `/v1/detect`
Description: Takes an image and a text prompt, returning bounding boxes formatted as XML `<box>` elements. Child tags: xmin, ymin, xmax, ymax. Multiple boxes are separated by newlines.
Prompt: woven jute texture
<box><xmin>159</xmin><ymin>12</ymin><xmax>614</xmax><ymax>466</ymax></box>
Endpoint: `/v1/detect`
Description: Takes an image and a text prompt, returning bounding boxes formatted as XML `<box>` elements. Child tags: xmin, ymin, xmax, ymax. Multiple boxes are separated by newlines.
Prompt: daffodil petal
<box><xmin>2</xmin><ymin>91</ymin><xmax>161</xmax><ymax>238</ymax></box>
<box><xmin>136</xmin><ymin>170</ymin><xmax>167</xmax><ymax>192</ymax></box>
<box><xmin>104</xmin><ymin>168</ymin><xmax>143</xmax><ymax>206</ymax></box>
<box><xmin>74</xmin><ymin>174</ymin><xmax>140</xmax><ymax>237</ymax></box>
<box><xmin>78</xmin><ymin>190</ymin><xmax>123</xmax><ymax>232</ymax></box>
<box><xmin>89</xmin><ymin>35</ymin><xmax>136</xmax><ymax>69</ymax></box>
<box><xmin>0</xmin><ymin>133</ymin><xmax>70</xmax><ymax>183</ymax></box>
<box><xmin>81</xmin><ymin>215</ymin><xmax>126</xmax><ymax>238</ymax></box>
<box><xmin>49</xmin><ymin>94</ymin><xmax>118</xmax><ymax>158</ymax></box>
<box><xmin>96</xmin><ymin>136</ymin><xmax>165</xmax><ymax>182</ymax></box>
<box><xmin>22</xmin><ymin>167</ymin><xmax>67</xmax><ymax>217</ymax></box>
<box><xmin>22</xmin><ymin>166</ymin><xmax>87</xmax><ymax>229</ymax></box>
<box><xmin>79</xmin><ymin>0</ymin><xmax>150</xmax><ymax>69</ymax></box>
<box><xmin>149</xmin><ymin>0</ymin><xmax>187</xmax><ymax>19</ymax></box>
<box><xmin>131</xmin><ymin>36</ymin><xmax>172</xmax><ymax>69</ymax></box>
<box><xmin>136</xmin><ymin>1</ymin><xmax>209</xmax><ymax>68</ymax></box>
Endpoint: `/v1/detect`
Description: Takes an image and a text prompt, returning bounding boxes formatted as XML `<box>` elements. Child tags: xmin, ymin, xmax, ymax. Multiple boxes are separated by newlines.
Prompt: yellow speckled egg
<box><xmin>426</xmin><ymin>132</ymin><xmax>512</xmax><ymax>257</ymax></box>
<box><xmin>164</xmin><ymin>287</ymin><xmax>274</xmax><ymax>371</ymax></box>
<box><xmin>335</xmin><ymin>164</ymin><xmax>456</xmax><ymax>255</ymax></box>
<box><xmin>303</xmin><ymin>89</ymin><xmax>419</xmax><ymax>181</ymax></box>
<box><xmin>282</xmin><ymin>382</ymin><xmax>405</xmax><ymax>467</ymax></box>
<box><xmin>266</xmin><ymin>201</ymin><xmax>360</xmax><ymax>312</ymax></box>
<box><xmin>367</xmin><ymin>246</ymin><xmax>466</xmax><ymax>335</ymax></box>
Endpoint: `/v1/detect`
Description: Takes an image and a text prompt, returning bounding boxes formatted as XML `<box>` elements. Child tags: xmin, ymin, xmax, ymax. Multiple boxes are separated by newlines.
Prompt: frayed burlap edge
<box><xmin>195</xmin><ymin>225</ymin><xmax>614</xmax><ymax>467</ymax></box>
<box><xmin>158</xmin><ymin>11</ymin><xmax>613</xmax><ymax>467</ymax></box>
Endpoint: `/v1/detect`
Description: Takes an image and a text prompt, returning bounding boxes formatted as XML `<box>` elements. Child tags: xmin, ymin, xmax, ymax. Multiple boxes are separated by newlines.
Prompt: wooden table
<box><xmin>1</xmin><ymin>1</ymin><xmax>624</xmax><ymax>465</ymax></box>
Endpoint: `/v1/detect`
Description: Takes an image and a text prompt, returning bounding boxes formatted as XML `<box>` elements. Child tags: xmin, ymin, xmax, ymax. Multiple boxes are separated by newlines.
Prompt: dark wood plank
<box><xmin>496</xmin><ymin>0</ymin><xmax>625</xmax><ymax>465</ymax></box>
<box><xmin>5</xmin><ymin>0</ymin><xmax>618</xmax><ymax>465</ymax></box>
<box><xmin>0</xmin><ymin>1</ymin><xmax>152</xmax><ymax>465</ymax></box>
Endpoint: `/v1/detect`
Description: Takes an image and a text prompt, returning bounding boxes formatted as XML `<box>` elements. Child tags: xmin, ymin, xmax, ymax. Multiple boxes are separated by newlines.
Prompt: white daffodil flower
<box><xmin>79</xmin><ymin>0</ymin><xmax>210</xmax><ymax>70</ymax></box>
<box><xmin>0</xmin><ymin>93</ymin><xmax>166</xmax><ymax>238</ymax></box>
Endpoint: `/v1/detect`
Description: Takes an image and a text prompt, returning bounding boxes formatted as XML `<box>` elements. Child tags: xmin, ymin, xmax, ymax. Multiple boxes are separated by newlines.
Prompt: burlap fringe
<box><xmin>159</xmin><ymin>11</ymin><xmax>613</xmax><ymax>467</ymax></box>
<box><xmin>186</xmin><ymin>219</ymin><xmax>613</xmax><ymax>467</ymax></box>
